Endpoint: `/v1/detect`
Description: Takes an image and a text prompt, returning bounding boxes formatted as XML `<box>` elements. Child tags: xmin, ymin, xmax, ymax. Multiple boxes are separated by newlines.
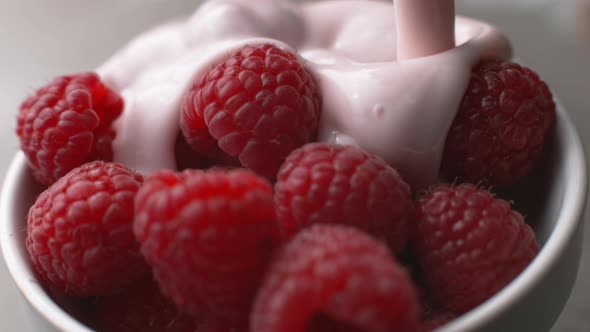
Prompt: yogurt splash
<box><xmin>98</xmin><ymin>0</ymin><xmax>511</xmax><ymax>189</ymax></box>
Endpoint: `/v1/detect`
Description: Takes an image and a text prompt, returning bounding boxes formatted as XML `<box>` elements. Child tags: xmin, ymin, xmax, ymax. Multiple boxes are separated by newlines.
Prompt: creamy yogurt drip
<box><xmin>98</xmin><ymin>0</ymin><xmax>512</xmax><ymax>189</ymax></box>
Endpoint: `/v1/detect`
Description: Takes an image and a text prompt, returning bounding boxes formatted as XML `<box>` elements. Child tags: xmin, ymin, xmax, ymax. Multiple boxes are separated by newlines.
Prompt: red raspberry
<box><xmin>417</xmin><ymin>288</ymin><xmax>456</xmax><ymax>332</ymax></box>
<box><xmin>46</xmin><ymin>286</ymin><xmax>97</xmax><ymax>327</ymax></box>
<box><xmin>251</xmin><ymin>224</ymin><xmax>419</xmax><ymax>332</ymax></box>
<box><xmin>97</xmin><ymin>277</ymin><xmax>197</xmax><ymax>332</ymax></box>
<box><xmin>17</xmin><ymin>72</ymin><xmax>123</xmax><ymax>185</ymax></box>
<box><xmin>174</xmin><ymin>134</ymin><xmax>213</xmax><ymax>171</ymax></box>
<box><xmin>308</xmin><ymin>315</ymin><xmax>365</xmax><ymax>332</ymax></box>
<box><xmin>414</xmin><ymin>184</ymin><xmax>539</xmax><ymax>313</ymax></box>
<box><xmin>195</xmin><ymin>321</ymin><xmax>247</xmax><ymax>332</ymax></box>
<box><xmin>134</xmin><ymin>169</ymin><xmax>279</xmax><ymax>324</ymax></box>
<box><xmin>275</xmin><ymin>143</ymin><xmax>412</xmax><ymax>253</ymax></box>
<box><xmin>441</xmin><ymin>61</ymin><xmax>556</xmax><ymax>187</ymax></box>
<box><xmin>420</xmin><ymin>309</ymin><xmax>456</xmax><ymax>332</ymax></box>
<box><xmin>25</xmin><ymin>161</ymin><xmax>147</xmax><ymax>296</ymax></box>
<box><xmin>180</xmin><ymin>43</ymin><xmax>321</xmax><ymax>179</ymax></box>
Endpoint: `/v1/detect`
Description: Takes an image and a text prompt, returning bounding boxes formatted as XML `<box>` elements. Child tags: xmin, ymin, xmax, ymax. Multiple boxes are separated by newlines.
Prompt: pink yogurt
<box><xmin>98</xmin><ymin>0</ymin><xmax>512</xmax><ymax>189</ymax></box>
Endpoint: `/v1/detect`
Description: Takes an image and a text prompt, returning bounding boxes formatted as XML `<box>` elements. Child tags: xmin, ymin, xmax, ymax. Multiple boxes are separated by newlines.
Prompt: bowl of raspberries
<box><xmin>1</xmin><ymin>23</ymin><xmax>587</xmax><ymax>332</ymax></box>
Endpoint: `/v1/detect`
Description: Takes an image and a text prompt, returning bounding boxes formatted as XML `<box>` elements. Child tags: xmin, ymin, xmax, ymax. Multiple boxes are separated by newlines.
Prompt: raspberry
<box><xmin>420</xmin><ymin>309</ymin><xmax>456</xmax><ymax>332</ymax></box>
<box><xmin>441</xmin><ymin>61</ymin><xmax>556</xmax><ymax>187</ymax></box>
<box><xmin>25</xmin><ymin>161</ymin><xmax>147</xmax><ymax>296</ymax></box>
<box><xmin>414</xmin><ymin>183</ymin><xmax>539</xmax><ymax>313</ymax></box>
<box><xmin>174</xmin><ymin>134</ymin><xmax>213</xmax><ymax>171</ymax></box>
<box><xmin>17</xmin><ymin>72</ymin><xmax>123</xmax><ymax>185</ymax></box>
<box><xmin>275</xmin><ymin>143</ymin><xmax>412</xmax><ymax>253</ymax></box>
<box><xmin>196</xmin><ymin>321</ymin><xmax>247</xmax><ymax>332</ymax></box>
<box><xmin>97</xmin><ymin>277</ymin><xmax>197</xmax><ymax>332</ymax></box>
<box><xmin>251</xmin><ymin>224</ymin><xmax>419</xmax><ymax>332</ymax></box>
<box><xmin>308</xmin><ymin>315</ymin><xmax>365</xmax><ymax>332</ymax></box>
<box><xmin>46</xmin><ymin>286</ymin><xmax>97</xmax><ymax>327</ymax></box>
<box><xmin>134</xmin><ymin>169</ymin><xmax>279</xmax><ymax>324</ymax></box>
<box><xmin>180</xmin><ymin>43</ymin><xmax>321</xmax><ymax>178</ymax></box>
<box><xmin>417</xmin><ymin>289</ymin><xmax>456</xmax><ymax>332</ymax></box>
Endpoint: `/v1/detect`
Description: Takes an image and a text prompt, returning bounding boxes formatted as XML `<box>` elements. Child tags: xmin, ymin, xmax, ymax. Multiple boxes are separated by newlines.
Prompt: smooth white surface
<box><xmin>0</xmin><ymin>0</ymin><xmax>589</xmax><ymax>331</ymax></box>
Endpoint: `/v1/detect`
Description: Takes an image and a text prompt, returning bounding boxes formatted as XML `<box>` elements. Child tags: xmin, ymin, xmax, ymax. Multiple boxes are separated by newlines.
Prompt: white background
<box><xmin>0</xmin><ymin>0</ymin><xmax>589</xmax><ymax>331</ymax></box>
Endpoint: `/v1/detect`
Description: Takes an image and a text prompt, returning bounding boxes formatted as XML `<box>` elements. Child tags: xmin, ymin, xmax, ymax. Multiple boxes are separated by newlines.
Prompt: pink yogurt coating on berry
<box><xmin>98</xmin><ymin>0</ymin><xmax>511</xmax><ymax>189</ymax></box>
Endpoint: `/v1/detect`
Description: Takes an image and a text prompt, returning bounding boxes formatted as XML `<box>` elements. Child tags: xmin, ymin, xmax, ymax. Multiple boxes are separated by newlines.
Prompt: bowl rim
<box><xmin>0</xmin><ymin>152</ymin><xmax>93</xmax><ymax>332</ymax></box>
<box><xmin>0</xmin><ymin>104</ymin><xmax>587</xmax><ymax>332</ymax></box>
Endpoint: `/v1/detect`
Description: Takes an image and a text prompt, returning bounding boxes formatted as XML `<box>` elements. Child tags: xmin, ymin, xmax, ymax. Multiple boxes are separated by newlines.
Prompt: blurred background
<box><xmin>0</xmin><ymin>0</ymin><xmax>589</xmax><ymax>331</ymax></box>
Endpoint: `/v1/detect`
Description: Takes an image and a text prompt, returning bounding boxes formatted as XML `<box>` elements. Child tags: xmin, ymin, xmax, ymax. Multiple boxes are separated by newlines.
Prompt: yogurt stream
<box><xmin>98</xmin><ymin>0</ymin><xmax>511</xmax><ymax>189</ymax></box>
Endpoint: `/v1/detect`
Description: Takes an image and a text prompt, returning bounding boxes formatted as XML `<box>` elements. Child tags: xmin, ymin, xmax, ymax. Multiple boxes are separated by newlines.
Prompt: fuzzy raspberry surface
<box><xmin>17</xmin><ymin>72</ymin><xmax>123</xmax><ymax>185</ymax></box>
<box><xmin>441</xmin><ymin>61</ymin><xmax>556</xmax><ymax>187</ymax></box>
<box><xmin>417</xmin><ymin>288</ymin><xmax>457</xmax><ymax>332</ymax></box>
<box><xmin>414</xmin><ymin>183</ymin><xmax>539</xmax><ymax>313</ymax></box>
<box><xmin>195</xmin><ymin>321</ymin><xmax>248</xmax><ymax>332</ymax></box>
<box><xmin>420</xmin><ymin>309</ymin><xmax>456</xmax><ymax>332</ymax></box>
<box><xmin>26</xmin><ymin>161</ymin><xmax>147</xmax><ymax>296</ymax></box>
<box><xmin>134</xmin><ymin>169</ymin><xmax>278</xmax><ymax>324</ymax></box>
<box><xmin>97</xmin><ymin>277</ymin><xmax>197</xmax><ymax>332</ymax></box>
<box><xmin>251</xmin><ymin>224</ymin><xmax>419</xmax><ymax>332</ymax></box>
<box><xmin>274</xmin><ymin>143</ymin><xmax>412</xmax><ymax>252</ymax></box>
<box><xmin>180</xmin><ymin>43</ymin><xmax>321</xmax><ymax>178</ymax></box>
<box><xmin>307</xmin><ymin>315</ymin><xmax>365</xmax><ymax>332</ymax></box>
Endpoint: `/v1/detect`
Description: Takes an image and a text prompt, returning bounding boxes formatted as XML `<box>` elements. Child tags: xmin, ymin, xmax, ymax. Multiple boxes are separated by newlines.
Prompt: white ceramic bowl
<box><xmin>0</xmin><ymin>103</ymin><xmax>587</xmax><ymax>332</ymax></box>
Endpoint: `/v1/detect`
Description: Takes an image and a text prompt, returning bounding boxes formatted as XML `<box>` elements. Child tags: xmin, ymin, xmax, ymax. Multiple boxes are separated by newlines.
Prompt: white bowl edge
<box><xmin>0</xmin><ymin>153</ymin><xmax>92</xmax><ymax>332</ymax></box>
